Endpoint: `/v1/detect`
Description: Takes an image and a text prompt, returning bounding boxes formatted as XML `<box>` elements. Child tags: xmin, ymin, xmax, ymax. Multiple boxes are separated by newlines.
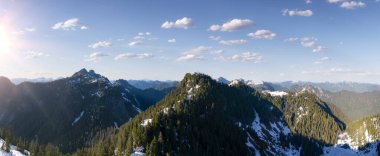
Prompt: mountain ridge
<box><xmin>1</xmin><ymin>71</ymin><xmax>379</xmax><ymax>155</ymax></box>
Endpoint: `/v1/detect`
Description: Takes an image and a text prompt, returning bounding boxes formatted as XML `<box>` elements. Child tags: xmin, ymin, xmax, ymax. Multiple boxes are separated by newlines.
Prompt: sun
<box><xmin>0</xmin><ymin>26</ymin><xmax>11</xmax><ymax>54</ymax></box>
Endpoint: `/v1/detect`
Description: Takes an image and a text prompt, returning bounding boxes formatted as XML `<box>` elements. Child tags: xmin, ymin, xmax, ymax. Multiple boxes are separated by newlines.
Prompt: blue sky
<box><xmin>0</xmin><ymin>0</ymin><xmax>380</xmax><ymax>83</ymax></box>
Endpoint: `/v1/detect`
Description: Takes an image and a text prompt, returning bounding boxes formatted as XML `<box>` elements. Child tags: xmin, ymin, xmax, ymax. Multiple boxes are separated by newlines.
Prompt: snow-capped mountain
<box><xmin>216</xmin><ymin>77</ymin><xmax>230</xmax><ymax>84</ymax></box>
<box><xmin>0</xmin><ymin>69</ymin><xmax>168</xmax><ymax>153</ymax></box>
<box><xmin>1</xmin><ymin>72</ymin><xmax>379</xmax><ymax>155</ymax></box>
<box><xmin>275</xmin><ymin>81</ymin><xmax>380</xmax><ymax>93</ymax></box>
<box><xmin>75</xmin><ymin>73</ymin><xmax>380</xmax><ymax>156</ymax></box>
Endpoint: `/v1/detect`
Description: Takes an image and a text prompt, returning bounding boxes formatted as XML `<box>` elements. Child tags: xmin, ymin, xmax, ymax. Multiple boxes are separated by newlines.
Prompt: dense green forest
<box><xmin>72</xmin><ymin>73</ymin><xmax>364</xmax><ymax>156</ymax></box>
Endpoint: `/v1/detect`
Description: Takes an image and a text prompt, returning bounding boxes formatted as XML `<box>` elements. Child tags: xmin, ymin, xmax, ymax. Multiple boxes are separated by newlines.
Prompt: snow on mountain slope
<box><xmin>262</xmin><ymin>90</ymin><xmax>288</xmax><ymax>97</ymax></box>
<box><xmin>323</xmin><ymin>115</ymin><xmax>380</xmax><ymax>156</ymax></box>
<box><xmin>245</xmin><ymin>110</ymin><xmax>300</xmax><ymax>155</ymax></box>
<box><xmin>323</xmin><ymin>141</ymin><xmax>379</xmax><ymax>156</ymax></box>
<box><xmin>0</xmin><ymin>138</ymin><xmax>28</xmax><ymax>156</ymax></box>
<box><xmin>71</xmin><ymin>111</ymin><xmax>85</xmax><ymax>126</ymax></box>
<box><xmin>140</xmin><ymin>119</ymin><xmax>152</xmax><ymax>127</ymax></box>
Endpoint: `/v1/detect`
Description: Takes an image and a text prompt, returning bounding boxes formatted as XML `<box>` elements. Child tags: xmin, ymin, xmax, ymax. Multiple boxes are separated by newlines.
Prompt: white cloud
<box><xmin>284</xmin><ymin>37</ymin><xmax>299</xmax><ymax>42</ymax></box>
<box><xmin>138</xmin><ymin>32</ymin><xmax>151</xmax><ymax>36</ymax></box>
<box><xmin>177</xmin><ymin>46</ymin><xmax>212</xmax><ymax>62</ymax></box>
<box><xmin>230</xmin><ymin>52</ymin><xmax>263</xmax><ymax>63</ymax></box>
<box><xmin>300</xmin><ymin>37</ymin><xmax>318</xmax><ymax>47</ymax></box>
<box><xmin>301</xmin><ymin>41</ymin><xmax>316</xmax><ymax>47</ymax></box>
<box><xmin>84</xmin><ymin>52</ymin><xmax>108</xmax><ymax>62</ymax></box>
<box><xmin>209</xmin><ymin>19</ymin><xmax>254</xmax><ymax>32</ymax></box>
<box><xmin>114</xmin><ymin>53</ymin><xmax>153</xmax><ymax>60</ymax></box>
<box><xmin>219</xmin><ymin>39</ymin><xmax>248</xmax><ymax>45</ymax></box>
<box><xmin>133</xmin><ymin>36</ymin><xmax>145</xmax><ymax>40</ymax></box>
<box><xmin>312</xmin><ymin>45</ymin><xmax>327</xmax><ymax>53</ymax></box>
<box><xmin>88</xmin><ymin>41</ymin><xmax>112</xmax><ymax>49</ymax></box>
<box><xmin>340</xmin><ymin>1</ymin><xmax>366</xmax><ymax>9</ymax></box>
<box><xmin>161</xmin><ymin>17</ymin><xmax>193</xmax><ymax>29</ymax></box>
<box><xmin>211</xmin><ymin>50</ymin><xmax>224</xmax><ymax>55</ymax></box>
<box><xmin>282</xmin><ymin>9</ymin><xmax>313</xmax><ymax>17</ymax></box>
<box><xmin>12</xmin><ymin>27</ymin><xmax>36</xmax><ymax>35</ymax></box>
<box><xmin>305</xmin><ymin>0</ymin><xmax>312</xmax><ymax>4</ymax></box>
<box><xmin>286</xmin><ymin>37</ymin><xmax>327</xmax><ymax>52</ymax></box>
<box><xmin>52</xmin><ymin>18</ymin><xmax>88</xmax><ymax>31</ymax></box>
<box><xmin>327</xmin><ymin>0</ymin><xmax>346</xmax><ymax>3</ymax></box>
<box><xmin>247</xmin><ymin>30</ymin><xmax>276</xmax><ymax>40</ymax></box>
<box><xmin>134</xmin><ymin>32</ymin><xmax>151</xmax><ymax>40</ymax></box>
<box><xmin>25</xmin><ymin>50</ymin><xmax>49</xmax><ymax>59</ymax></box>
<box><xmin>177</xmin><ymin>54</ymin><xmax>204</xmax><ymax>62</ymax></box>
<box><xmin>25</xmin><ymin>27</ymin><xmax>36</xmax><ymax>32</ymax></box>
<box><xmin>183</xmin><ymin>46</ymin><xmax>212</xmax><ymax>55</ymax></box>
<box><xmin>314</xmin><ymin>57</ymin><xmax>330</xmax><ymax>64</ymax></box>
<box><xmin>128</xmin><ymin>32</ymin><xmax>154</xmax><ymax>47</ymax></box>
<box><xmin>208</xmin><ymin>36</ymin><xmax>221</xmax><ymax>41</ymax></box>
<box><xmin>128</xmin><ymin>40</ymin><xmax>143</xmax><ymax>47</ymax></box>
<box><xmin>168</xmin><ymin>38</ymin><xmax>176</xmax><ymax>43</ymax></box>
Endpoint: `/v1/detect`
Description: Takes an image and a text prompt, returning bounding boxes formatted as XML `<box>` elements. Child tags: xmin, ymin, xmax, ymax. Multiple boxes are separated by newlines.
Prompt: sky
<box><xmin>0</xmin><ymin>0</ymin><xmax>380</xmax><ymax>83</ymax></box>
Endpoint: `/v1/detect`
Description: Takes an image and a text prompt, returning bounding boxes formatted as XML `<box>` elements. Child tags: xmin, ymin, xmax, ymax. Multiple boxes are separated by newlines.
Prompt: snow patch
<box><xmin>91</xmin><ymin>91</ymin><xmax>102</xmax><ymax>97</ymax></box>
<box><xmin>72</xmin><ymin>111</ymin><xmax>84</xmax><ymax>126</ymax></box>
<box><xmin>132</xmin><ymin>104</ymin><xmax>142</xmax><ymax>113</ymax></box>
<box><xmin>246</xmin><ymin>80</ymin><xmax>264</xmax><ymax>86</ymax></box>
<box><xmin>323</xmin><ymin>141</ymin><xmax>380</xmax><ymax>156</ymax></box>
<box><xmin>131</xmin><ymin>147</ymin><xmax>145</xmax><ymax>156</ymax></box>
<box><xmin>163</xmin><ymin>107</ymin><xmax>169</xmax><ymax>114</ymax></box>
<box><xmin>0</xmin><ymin>138</ymin><xmax>28</xmax><ymax>156</ymax></box>
<box><xmin>248</xmin><ymin>110</ymin><xmax>298</xmax><ymax>155</ymax></box>
<box><xmin>246</xmin><ymin>132</ymin><xmax>261</xmax><ymax>156</ymax></box>
<box><xmin>228</xmin><ymin>79</ymin><xmax>241</xmax><ymax>86</ymax></box>
<box><xmin>296</xmin><ymin>106</ymin><xmax>308</xmax><ymax>123</ymax></box>
<box><xmin>0</xmin><ymin>139</ymin><xmax>4</xmax><ymax>149</ymax></box>
<box><xmin>195</xmin><ymin>84</ymin><xmax>200</xmax><ymax>89</ymax></box>
<box><xmin>131</xmin><ymin>152</ymin><xmax>145</xmax><ymax>156</ymax></box>
<box><xmin>121</xmin><ymin>93</ymin><xmax>131</xmax><ymax>102</ymax></box>
<box><xmin>114</xmin><ymin>122</ymin><xmax>119</xmax><ymax>129</ymax></box>
<box><xmin>263</xmin><ymin>90</ymin><xmax>288</xmax><ymax>97</ymax></box>
<box><xmin>132</xmin><ymin>97</ymin><xmax>142</xmax><ymax>113</ymax></box>
<box><xmin>140</xmin><ymin>119</ymin><xmax>152</xmax><ymax>127</ymax></box>
<box><xmin>187</xmin><ymin>87</ymin><xmax>193</xmax><ymax>100</ymax></box>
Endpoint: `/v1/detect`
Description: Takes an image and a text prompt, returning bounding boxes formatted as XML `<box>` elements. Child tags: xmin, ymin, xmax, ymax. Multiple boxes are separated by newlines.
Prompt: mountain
<box><xmin>275</xmin><ymin>81</ymin><xmax>380</xmax><ymax>93</ymax></box>
<box><xmin>280</xmin><ymin>84</ymin><xmax>380</xmax><ymax>121</ymax></box>
<box><xmin>323</xmin><ymin>113</ymin><xmax>380</xmax><ymax>155</ymax></box>
<box><xmin>127</xmin><ymin>80</ymin><xmax>179</xmax><ymax>90</ymax></box>
<box><xmin>1</xmin><ymin>71</ymin><xmax>380</xmax><ymax>155</ymax></box>
<box><xmin>76</xmin><ymin>73</ymin><xmax>365</xmax><ymax>156</ymax></box>
<box><xmin>324</xmin><ymin>91</ymin><xmax>380</xmax><ymax>121</ymax></box>
<box><xmin>0</xmin><ymin>69</ymin><xmax>166</xmax><ymax>153</ymax></box>
<box><xmin>227</xmin><ymin>79</ymin><xmax>286</xmax><ymax>91</ymax></box>
<box><xmin>216</xmin><ymin>77</ymin><xmax>230</xmax><ymax>84</ymax></box>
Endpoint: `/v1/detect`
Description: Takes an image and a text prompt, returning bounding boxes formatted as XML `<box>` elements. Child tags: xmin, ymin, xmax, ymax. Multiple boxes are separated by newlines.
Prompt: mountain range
<box><xmin>0</xmin><ymin>69</ymin><xmax>379</xmax><ymax>156</ymax></box>
<box><xmin>0</xmin><ymin>69</ymin><xmax>168</xmax><ymax>153</ymax></box>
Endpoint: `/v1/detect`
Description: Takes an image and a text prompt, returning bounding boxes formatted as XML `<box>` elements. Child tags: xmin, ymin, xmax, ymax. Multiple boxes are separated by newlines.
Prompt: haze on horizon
<box><xmin>0</xmin><ymin>0</ymin><xmax>380</xmax><ymax>83</ymax></box>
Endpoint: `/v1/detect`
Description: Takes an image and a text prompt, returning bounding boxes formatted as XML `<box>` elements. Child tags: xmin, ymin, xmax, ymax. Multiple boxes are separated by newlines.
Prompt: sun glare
<box><xmin>0</xmin><ymin>26</ymin><xmax>11</xmax><ymax>54</ymax></box>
